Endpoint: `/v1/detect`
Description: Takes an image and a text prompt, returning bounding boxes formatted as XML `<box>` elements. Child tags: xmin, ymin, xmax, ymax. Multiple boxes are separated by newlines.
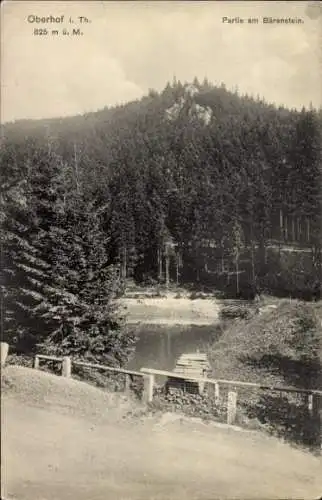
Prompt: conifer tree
<box><xmin>38</xmin><ymin>192</ymin><xmax>136</xmax><ymax>366</ymax></box>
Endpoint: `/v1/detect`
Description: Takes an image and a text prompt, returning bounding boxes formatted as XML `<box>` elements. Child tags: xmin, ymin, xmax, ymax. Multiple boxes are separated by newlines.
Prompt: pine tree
<box><xmin>37</xmin><ymin>193</ymin><xmax>136</xmax><ymax>366</ymax></box>
<box><xmin>1</xmin><ymin>138</ymin><xmax>53</xmax><ymax>350</ymax></box>
<box><xmin>1</xmin><ymin>135</ymin><xmax>135</xmax><ymax>364</ymax></box>
<box><xmin>0</xmin><ymin>171</ymin><xmax>27</xmax><ymax>344</ymax></box>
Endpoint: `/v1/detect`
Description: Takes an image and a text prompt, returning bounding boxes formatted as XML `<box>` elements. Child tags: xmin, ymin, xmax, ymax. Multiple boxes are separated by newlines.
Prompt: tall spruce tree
<box><xmin>38</xmin><ymin>191</ymin><xmax>136</xmax><ymax>366</ymax></box>
<box><xmin>2</xmin><ymin>137</ymin><xmax>135</xmax><ymax>364</ymax></box>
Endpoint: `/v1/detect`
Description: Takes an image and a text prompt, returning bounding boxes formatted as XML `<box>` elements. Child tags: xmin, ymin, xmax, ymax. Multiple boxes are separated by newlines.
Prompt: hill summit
<box><xmin>165</xmin><ymin>82</ymin><xmax>213</xmax><ymax>125</ymax></box>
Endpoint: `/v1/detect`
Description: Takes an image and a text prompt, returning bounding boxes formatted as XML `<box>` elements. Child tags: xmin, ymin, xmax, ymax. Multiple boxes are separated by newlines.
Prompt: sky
<box><xmin>1</xmin><ymin>0</ymin><xmax>321</xmax><ymax>123</ymax></box>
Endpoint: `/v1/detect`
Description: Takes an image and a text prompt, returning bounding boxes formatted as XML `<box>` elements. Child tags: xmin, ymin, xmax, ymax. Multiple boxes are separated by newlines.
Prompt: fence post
<box><xmin>124</xmin><ymin>374</ymin><xmax>131</xmax><ymax>394</ymax></box>
<box><xmin>1</xmin><ymin>342</ymin><xmax>9</xmax><ymax>367</ymax></box>
<box><xmin>308</xmin><ymin>394</ymin><xmax>313</xmax><ymax>414</ymax></box>
<box><xmin>143</xmin><ymin>374</ymin><xmax>154</xmax><ymax>403</ymax></box>
<box><xmin>34</xmin><ymin>355</ymin><xmax>40</xmax><ymax>370</ymax></box>
<box><xmin>62</xmin><ymin>356</ymin><xmax>71</xmax><ymax>378</ymax></box>
<box><xmin>214</xmin><ymin>382</ymin><xmax>220</xmax><ymax>405</ymax></box>
<box><xmin>227</xmin><ymin>390</ymin><xmax>237</xmax><ymax>425</ymax></box>
<box><xmin>312</xmin><ymin>394</ymin><xmax>322</xmax><ymax>450</ymax></box>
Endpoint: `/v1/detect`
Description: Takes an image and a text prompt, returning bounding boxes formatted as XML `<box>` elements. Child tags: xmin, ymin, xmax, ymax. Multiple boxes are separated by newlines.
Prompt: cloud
<box><xmin>305</xmin><ymin>1</ymin><xmax>322</xmax><ymax>20</ymax></box>
<box><xmin>1</xmin><ymin>1</ymin><xmax>321</xmax><ymax>123</ymax></box>
<box><xmin>1</xmin><ymin>3</ymin><xmax>144</xmax><ymax>122</ymax></box>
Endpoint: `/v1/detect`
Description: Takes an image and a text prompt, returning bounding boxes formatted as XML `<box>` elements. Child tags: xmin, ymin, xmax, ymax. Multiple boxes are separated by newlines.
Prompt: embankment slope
<box><xmin>209</xmin><ymin>299</ymin><xmax>322</xmax><ymax>386</ymax></box>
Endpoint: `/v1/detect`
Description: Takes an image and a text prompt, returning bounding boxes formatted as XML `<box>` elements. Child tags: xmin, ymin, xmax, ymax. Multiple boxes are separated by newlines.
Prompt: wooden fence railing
<box><xmin>34</xmin><ymin>354</ymin><xmax>322</xmax><ymax>431</ymax></box>
<box><xmin>140</xmin><ymin>367</ymin><xmax>322</xmax><ymax>427</ymax></box>
<box><xmin>34</xmin><ymin>354</ymin><xmax>147</xmax><ymax>397</ymax></box>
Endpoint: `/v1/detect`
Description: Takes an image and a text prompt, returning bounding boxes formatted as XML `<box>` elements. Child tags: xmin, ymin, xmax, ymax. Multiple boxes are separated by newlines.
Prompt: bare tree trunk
<box><xmin>279</xmin><ymin>209</ymin><xmax>283</xmax><ymax>240</ymax></box>
<box><xmin>297</xmin><ymin>217</ymin><xmax>301</xmax><ymax>242</ymax></box>
<box><xmin>179</xmin><ymin>250</ymin><xmax>183</xmax><ymax>268</ymax></box>
<box><xmin>251</xmin><ymin>243</ymin><xmax>256</xmax><ymax>291</ymax></box>
<box><xmin>278</xmin><ymin>209</ymin><xmax>283</xmax><ymax>258</ymax></box>
<box><xmin>291</xmin><ymin>216</ymin><xmax>295</xmax><ymax>242</ymax></box>
<box><xmin>176</xmin><ymin>253</ymin><xmax>179</xmax><ymax>285</ymax></box>
<box><xmin>250</xmin><ymin>224</ymin><xmax>256</xmax><ymax>291</ymax></box>
<box><xmin>165</xmin><ymin>244</ymin><xmax>170</xmax><ymax>288</ymax></box>
<box><xmin>121</xmin><ymin>246</ymin><xmax>127</xmax><ymax>279</ymax></box>
<box><xmin>158</xmin><ymin>246</ymin><xmax>163</xmax><ymax>282</ymax></box>
<box><xmin>306</xmin><ymin>218</ymin><xmax>310</xmax><ymax>243</ymax></box>
<box><xmin>221</xmin><ymin>239</ymin><xmax>225</xmax><ymax>273</ymax></box>
<box><xmin>284</xmin><ymin>215</ymin><xmax>288</xmax><ymax>241</ymax></box>
<box><xmin>235</xmin><ymin>250</ymin><xmax>239</xmax><ymax>296</ymax></box>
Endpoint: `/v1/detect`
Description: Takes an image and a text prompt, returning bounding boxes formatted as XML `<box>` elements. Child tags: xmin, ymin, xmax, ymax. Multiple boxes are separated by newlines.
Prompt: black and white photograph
<box><xmin>1</xmin><ymin>1</ymin><xmax>322</xmax><ymax>499</ymax></box>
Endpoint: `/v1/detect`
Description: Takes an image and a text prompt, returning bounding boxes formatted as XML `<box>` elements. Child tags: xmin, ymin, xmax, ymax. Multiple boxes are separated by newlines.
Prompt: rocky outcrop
<box><xmin>165</xmin><ymin>83</ymin><xmax>213</xmax><ymax>126</ymax></box>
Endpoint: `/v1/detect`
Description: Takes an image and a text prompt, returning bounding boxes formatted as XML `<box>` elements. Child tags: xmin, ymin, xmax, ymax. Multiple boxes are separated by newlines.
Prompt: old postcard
<box><xmin>1</xmin><ymin>1</ymin><xmax>322</xmax><ymax>499</ymax></box>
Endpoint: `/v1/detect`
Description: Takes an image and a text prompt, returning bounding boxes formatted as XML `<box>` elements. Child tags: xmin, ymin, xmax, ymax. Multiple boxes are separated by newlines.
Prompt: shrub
<box><xmin>6</xmin><ymin>353</ymin><xmax>34</xmax><ymax>369</ymax></box>
<box><xmin>245</xmin><ymin>392</ymin><xmax>321</xmax><ymax>451</ymax></box>
<box><xmin>149</xmin><ymin>386</ymin><xmax>227</xmax><ymax>422</ymax></box>
<box><xmin>220</xmin><ymin>305</ymin><xmax>254</xmax><ymax>321</ymax></box>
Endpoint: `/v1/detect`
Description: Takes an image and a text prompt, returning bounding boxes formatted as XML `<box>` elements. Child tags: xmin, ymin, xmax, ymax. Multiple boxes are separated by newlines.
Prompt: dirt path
<box><xmin>2</xmin><ymin>368</ymin><xmax>322</xmax><ymax>500</ymax></box>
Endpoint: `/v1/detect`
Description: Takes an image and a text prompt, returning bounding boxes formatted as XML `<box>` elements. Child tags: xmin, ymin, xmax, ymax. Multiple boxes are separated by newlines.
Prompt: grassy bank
<box><xmin>207</xmin><ymin>299</ymin><xmax>322</xmax><ymax>448</ymax></box>
<box><xmin>208</xmin><ymin>299</ymin><xmax>322</xmax><ymax>387</ymax></box>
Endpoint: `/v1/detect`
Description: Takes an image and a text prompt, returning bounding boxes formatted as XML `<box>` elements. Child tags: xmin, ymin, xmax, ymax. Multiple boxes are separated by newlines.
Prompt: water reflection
<box><xmin>127</xmin><ymin>324</ymin><xmax>221</xmax><ymax>372</ymax></box>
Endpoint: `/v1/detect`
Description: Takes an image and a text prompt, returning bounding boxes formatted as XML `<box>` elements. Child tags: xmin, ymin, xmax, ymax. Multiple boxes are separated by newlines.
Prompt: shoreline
<box><xmin>119</xmin><ymin>293</ymin><xmax>221</xmax><ymax>326</ymax></box>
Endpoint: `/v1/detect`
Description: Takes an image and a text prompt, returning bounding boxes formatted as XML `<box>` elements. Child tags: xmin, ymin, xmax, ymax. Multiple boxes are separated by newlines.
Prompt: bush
<box><xmin>72</xmin><ymin>365</ymin><xmax>125</xmax><ymax>392</ymax></box>
<box><xmin>245</xmin><ymin>392</ymin><xmax>321</xmax><ymax>451</ymax></box>
<box><xmin>71</xmin><ymin>365</ymin><xmax>144</xmax><ymax>399</ymax></box>
<box><xmin>6</xmin><ymin>353</ymin><xmax>34</xmax><ymax>369</ymax></box>
<box><xmin>149</xmin><ymin>386</ymin><xmax>227</xmax><ymax>422</ymax></box>
<box><xmin>220</xmin><ymin>305</ymin><xmax>254</xmax><ymax>320</ymax></box>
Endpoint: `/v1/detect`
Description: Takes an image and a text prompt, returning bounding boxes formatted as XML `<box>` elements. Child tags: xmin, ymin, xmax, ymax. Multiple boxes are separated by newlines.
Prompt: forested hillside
<box><xmin>1</xmin><ymin>78</ymin><xmax>322</xmax><ymax>351</ymax></box>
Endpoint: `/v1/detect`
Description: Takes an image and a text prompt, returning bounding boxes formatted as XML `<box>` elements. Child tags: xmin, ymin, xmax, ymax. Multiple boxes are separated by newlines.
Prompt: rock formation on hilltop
<box><xmin>165</xmin><ymin>83</ymin><xmax>213</xmax><ymax>126</ymax></box>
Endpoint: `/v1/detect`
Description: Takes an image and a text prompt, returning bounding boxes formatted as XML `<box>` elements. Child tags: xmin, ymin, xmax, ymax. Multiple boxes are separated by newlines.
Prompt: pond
<box><xmin>127</xmin><ymin>324</ymin><xmax>222</xmax><ymax>372</ymax></box>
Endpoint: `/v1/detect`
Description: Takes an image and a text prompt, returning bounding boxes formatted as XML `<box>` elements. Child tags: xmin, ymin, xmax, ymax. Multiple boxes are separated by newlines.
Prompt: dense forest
<box><xmin>1</xmin><ymin>77</ymin><xmax>322</xmax><ymax>358</ymax></box>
